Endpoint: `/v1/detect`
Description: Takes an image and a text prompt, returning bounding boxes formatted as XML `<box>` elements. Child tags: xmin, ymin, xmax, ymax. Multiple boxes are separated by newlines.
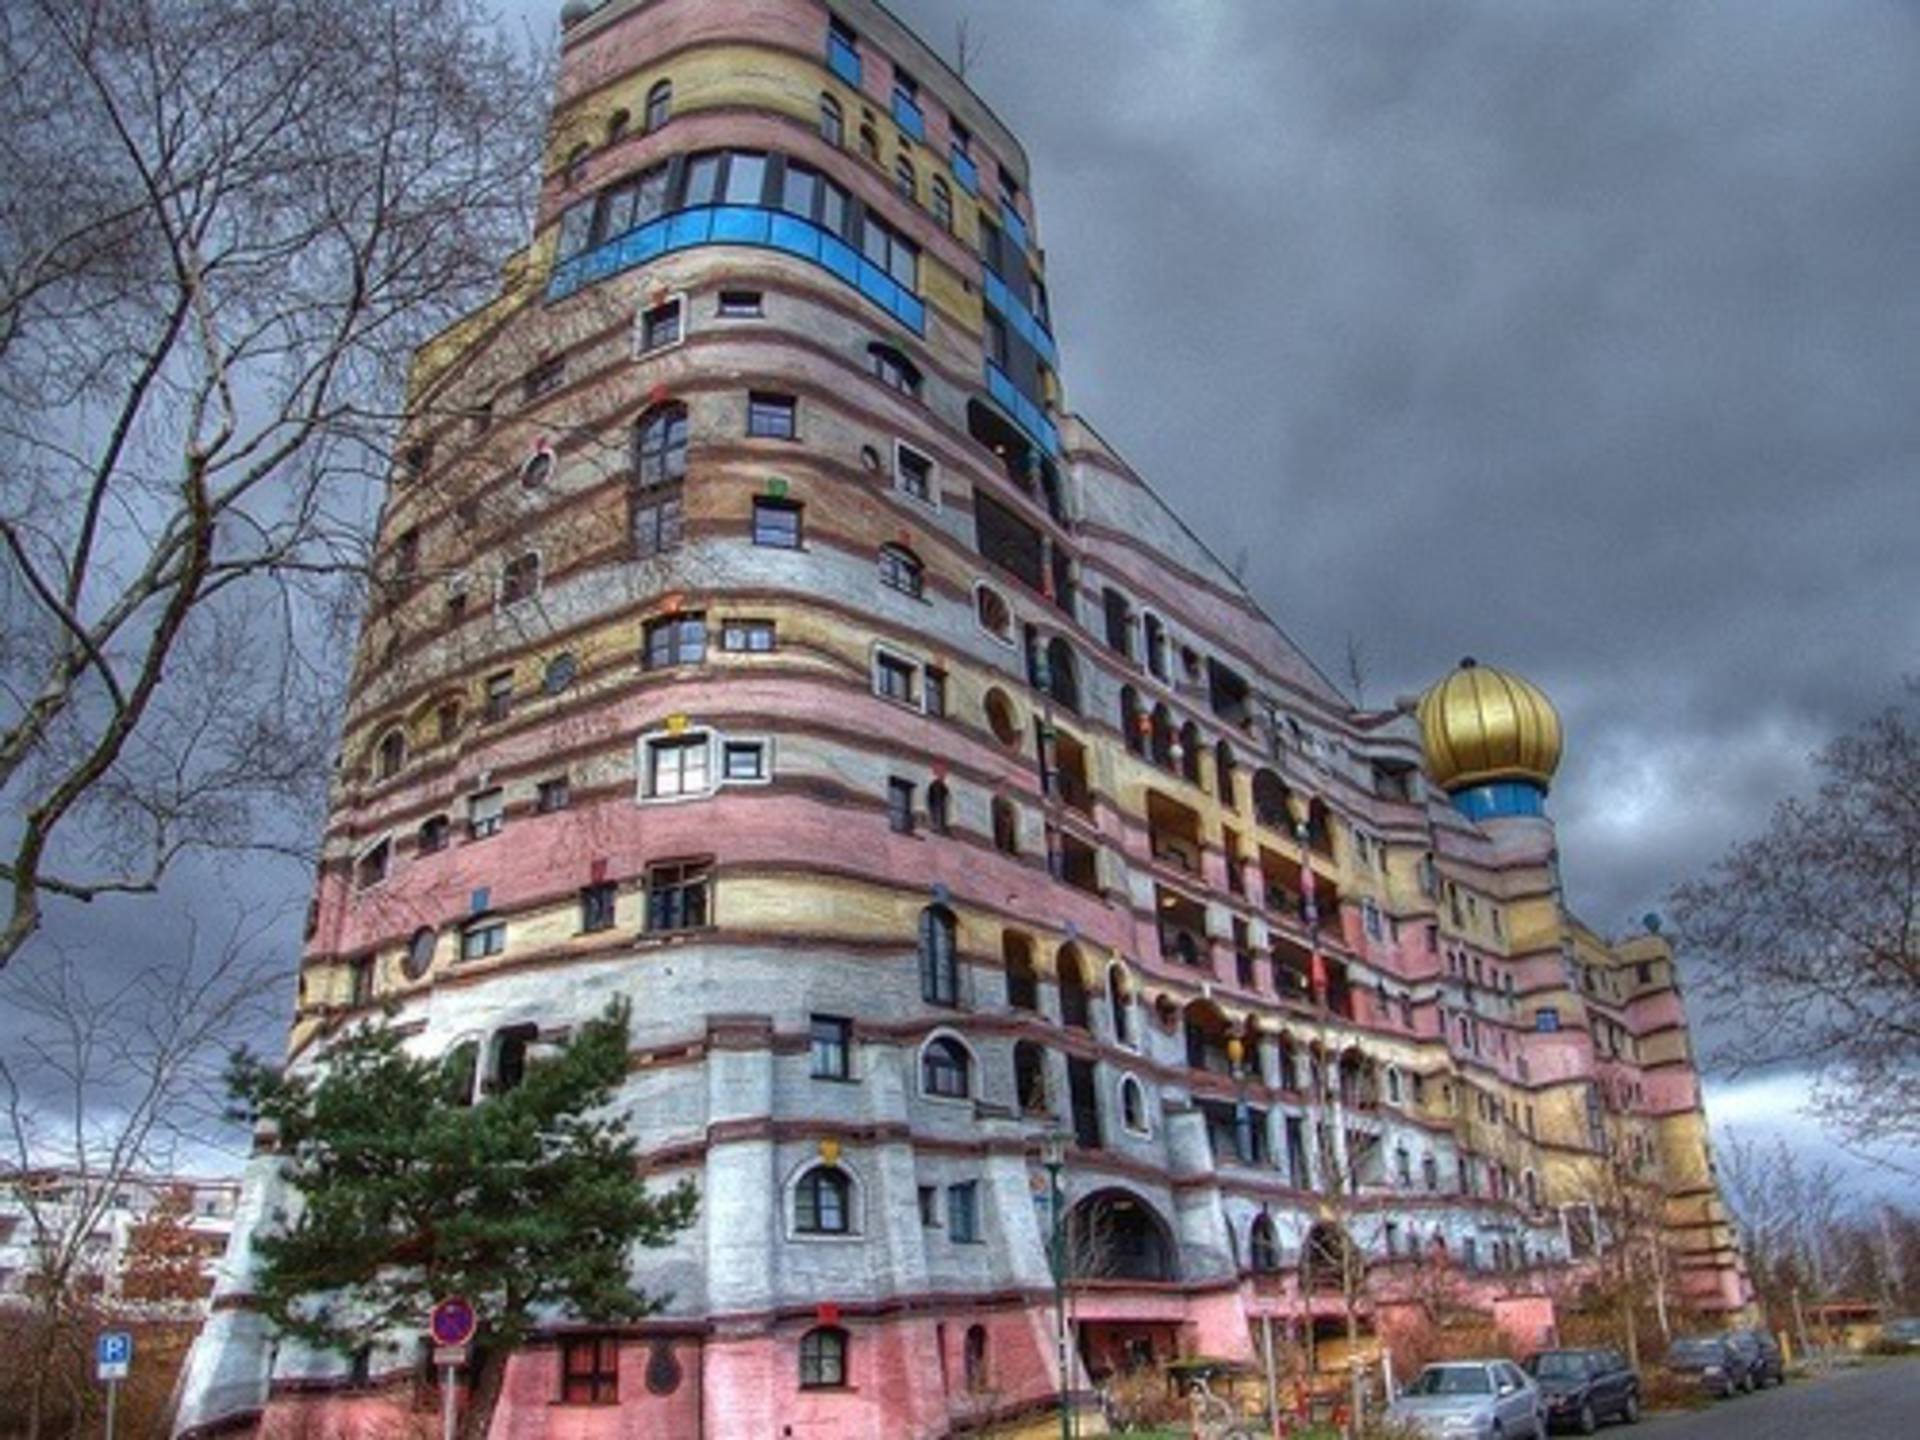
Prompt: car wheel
<box><xmin>1623</xmin><ymin>1390</ymin><xmax>1641</xmax><ymax>1423</ymax></box>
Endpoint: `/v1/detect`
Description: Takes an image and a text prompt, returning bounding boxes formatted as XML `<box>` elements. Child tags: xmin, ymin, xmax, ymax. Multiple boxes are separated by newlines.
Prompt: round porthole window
<box><xmin>403</xmin><ymin>927</ymin><xmax>437</xmax><ymax>981</ymax></box>
<box><xmin>520</xmin><ymin>448</ymin><xmax>554</xmax><ymax>488</ymax></box>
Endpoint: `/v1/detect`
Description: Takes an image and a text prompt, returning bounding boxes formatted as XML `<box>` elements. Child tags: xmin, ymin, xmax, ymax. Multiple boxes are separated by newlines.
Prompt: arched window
<box><xmin>1107</xmin><ymin>966</ymin><xmax>1133</xmax><ymax>1045</ymax></box>
<box><xmin>1143</xmin><ymin>614</ymin><xmax>1169</xmax><ymax>680</ymax></box>
<box><xmin>1179</xmin><ymin>720</ymin><xmax>1202</xmax><ymax>784</ymax></box>
<box><xmin>1004</xmin><ymin>932</ymin><xmax>1039</xmax><ymax>1010</ymax></box>
<box><xmin>1119</xmin><ymin>1074</ymin><xmax>1147</xmax><ymax>1133</ymax></box>
<box><xmin>1058</xmin><ymin>946</ymin><xmax>1091</xmax><ymax>1030</ymax></box>
<box><xmin>859</xmin><ymin>124</ymin><xmax>880</xmax><ymax>161</ymax></box>
<box><xmin>1150</xmin><ymin>705</ymin><xmax>1175</xmax><ymax>770</ymax></box>
<box><xmin>984</xmin><ymin>690</ymin><xmax>1021</xmax><ymax>748</ymax></box>
<box><xmin>644</xmin><ymin>79</ymin><xmax>672</xmax><ymax>133</ymax></box>
<box><xmin>868</xmin><ymin>342</ymin><xmax>922</xmax><ymax>397</ymax></box>
<box><xmin>795</xmin><ymin>1165</ymin><xmax>851</xmax><ymax>1233</ymax></box>
<box><xmin>1121</xmin><ymin>686</ymin><xmax>1145</xmax><ymax>757</ymax></box>
<box><xmin>376</xmin><ymin>729</ymin><xmax>405</xmax><ymax>780</ymax></box>
<box><xmin>1013</xmin><ymin>1040</ymin><xmax>1048</xmax><ymax>1114</ymax></box>
<box><xmin>931</xmin><ymin>177</ymin><xmax>953</xmax><ymax>231</ymax></box>
<box><xmin>799</xmin><ymin>1326</ymin><xmax>848</xmax><ymax>1388</ymax></box>
<box><xmin>927</xmin><ymin>779</ymin><xmax>951</xmax><ymax>834</ymax></box>
<box><xmin>878</xmin><ymin>544</ymin><xmax>923</xmax><ymax>598</ymax></box>
<box><xmin>818</xmin><ymin>93</ymin><xmax>843</xmax><ymax>146</ymax></box>
<box><xmin>1250</xmin><ymin>1214</ymin><xmax>1282</xmax><ymax>1273</ymax></box>
<box><xmin>605</xmin><ymin>108</ymin><xmax>630</xmax><ymax>144</ymax></box>
<box><xmin>1214</xmin><ymin>740</ymin><xmax>1236</xmax><ymax>808</ymax></box>
<box><xmin>1252</xmin><ymin>769</ymin><xmax>1293</xmax><ymax>831</ymax></box>
<box><xmin>893</xmin><ymin>155</ymin><xmax>916</xmax><ymax>202</ymax></box>
<box><xmin>634</xmin><ymin>403</ymin><xmax>688</xmax><ymax>487</ymax></box>
<box><xmin>990</xmin><ymin>796</ymin><xmax>1018</xmax><ymax>855</ymax></box>
<box><xmin>543</xmin><ymin>652</ymin><xmax>577</xmax><ymax>695</ymax></box>
<box><xmin>1306</xmin><ymin>798</ymin><xmax>1335</xmax><ymax>856</ymax></box>
<box><xmin>1045</xmin><ymin>637</ymin><xmax>1081</xmax><ymax>713</ymax></box>
<box><xmin>919</xmin><ymin>905</ymin><xmax>958</xmax><ymax>1005</ymax></box>
<box><xmin>563</xmin><ymin>143</ymin><xmax>589</xmax><ymax>186</ymax></box>
<box><xmin>921</xmin><ymin>1036</ymin><xmax>971</xmax><ymax>1098</ymax></box>
<box><xmin>962</xmin><ymin>1324</ymin><xmax>988</xmax><ymax>1392</ymax></box>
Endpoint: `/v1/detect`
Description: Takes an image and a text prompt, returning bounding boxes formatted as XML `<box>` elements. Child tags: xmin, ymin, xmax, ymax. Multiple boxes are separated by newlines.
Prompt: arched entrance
<box><xmin>1067</xmin><ymin>1188</ymin><xmax>1177</xmax><ymax>1282</ymax></box>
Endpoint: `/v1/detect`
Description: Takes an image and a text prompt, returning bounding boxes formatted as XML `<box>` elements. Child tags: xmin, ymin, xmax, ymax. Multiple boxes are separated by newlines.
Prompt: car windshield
<box><xmin>1410</xmin><ymin>1366</ymin><xmax>1492</xmax><ymax>1395</ymax></box>
<box><xmin>1529</xmin><ymin>1353</ymin><xmax>1589</xmax><ymax>1378</ymax></box>
<box><xmin>1669</xmin><ymin>1339</ymin><xmax>1721</xmax><ymax>1360</ymax></box>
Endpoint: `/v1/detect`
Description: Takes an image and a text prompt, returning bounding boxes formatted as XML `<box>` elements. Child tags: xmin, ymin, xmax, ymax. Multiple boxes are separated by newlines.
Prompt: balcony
<box><xmin>1147</xmin><ymin>790</ymin><xmax>1203</xmax><ymax>877</ymax></box>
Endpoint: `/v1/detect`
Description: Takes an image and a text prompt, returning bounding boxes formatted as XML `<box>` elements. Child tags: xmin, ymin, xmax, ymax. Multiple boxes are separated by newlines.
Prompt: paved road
<box><xmin>1629</xmin><ymin>1359</ymin><xmax>1919</xmax><ymax>1439</ymax></box>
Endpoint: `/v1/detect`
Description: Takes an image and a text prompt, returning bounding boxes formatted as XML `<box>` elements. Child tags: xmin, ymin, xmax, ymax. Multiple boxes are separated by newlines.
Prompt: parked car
<box><xmin>1724</xmin><ymin>1328</ymin><xmax>1784</xmax><ymax>1388</ymax></box>
<box><xmin>1523</xmin><ymin>1347</ymin><xmax>1641</xmax><ymax>1432</ymax></box>
<box><xmin>1386</xmin><ymin>1359</ymin><xmax>1546</xmax><ymax>1439</ymax></box>
<box><xmin>1662</xmin><ymin>1335</ymin><xmax>1749</xmax><ymax>1398</ymax></box>
<box><xmin>1881</xmin><ymin>1316</ymin><xmax>1920</xmax><ymax>1348</ymax></box>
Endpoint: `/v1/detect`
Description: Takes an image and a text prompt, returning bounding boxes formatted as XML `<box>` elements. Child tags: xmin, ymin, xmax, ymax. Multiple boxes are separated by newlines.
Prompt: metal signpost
<box><xmin>429</xmin><ymin>1296</ymin><xmax>477</xmax><ymax>1440</ymax></box>
<box><xmin>96</xmin><ymin>1330</ymin><xmax>133</xmax><ymax>1439</ymax></box>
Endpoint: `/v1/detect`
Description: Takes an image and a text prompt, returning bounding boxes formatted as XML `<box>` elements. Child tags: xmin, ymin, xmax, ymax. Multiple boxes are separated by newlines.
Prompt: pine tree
<box><xmin>226</xmin><ymin>999</ymin><xmax>697</xmax><ymax>1436</ymax></box>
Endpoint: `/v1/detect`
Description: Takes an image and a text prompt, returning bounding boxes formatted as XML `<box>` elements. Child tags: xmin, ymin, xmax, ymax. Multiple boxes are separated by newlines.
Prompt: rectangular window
<box><xmin>536</xmin><ymin>777</ymin><xmax>570</xmax><ymax>813</ymax></box>
<box><xmin>809</xmin><ymin>1014</ymin><xmax>851</xmax><ymax>1080</ymax></box>
<box><xmin>631</xmin><ymin>486</ymin><xmax>684</xmax><ymax>557</ymax></box>
<box><xmin>859</xmin><ymin>212</ymin><xmax>919</xmax><ymax>291</ymax></box>
<box><xmin>722</xmin><ymin>739</ymin><xmax>766</xmax><ymax>781</ymax></box>
<box><xmin>646</xmin><ymin>734</ymin><xmax>711</xmax><ymax>798</ymax></box>
<box><xmin>874</xmin><ymin>653</ymin><xmax>916</xmax><ymax>706</ymax></box>
<box><xmin>983</xmin><ymin>311</ymin><xmax>1009</xmax><ymax>368</ymax></box>
<box><xmin>559</xmin><ymin>1336</ymin><xmax>619</xmax><ymax>1405</ymax></box>
<box><xmin>918</xmin><ymin>1184</ymin><xmax>938</xmax><ymax>1227</ymax></box>
<box><xmin>484</xmin><ymin>671</ymin><xmax>513</xmax><ymax>723</ymax></box>
<box><xmin>681</xmin><ymin>152</ymin><xmax>721</xmax><ymax>207</ymax></box>
<box><xmin>752</xmin><ymin>497</ymin><xmax>802</xmax><ymax>548</ymax></box>
<box><xmin>723</xmin><ymin>149</ymin><xmax>767</xmax><ymax>206</ymax></box>
<box><xmin>1535</xmin><ymin>1008</ymin><xmax>1561</xmax><ymax>1033</ymax></box>
<box><xmin>721</xmin><ymin>619</ymin><xmax>776</xmax><ymax>652</ymax></box>
<box><xmin>895</xmin><ymin>444</ymin><xmax>933</xmax><ymax>502</ymax></box>
<box><xmin>717</xmin><ymin>289</ymin><xmax>762</xmax><ymax>317</ymax></box>
<box><xmin>467</xmin><ymin>788</ymin><xmax>504</xmax><ymax>839</ymax></box>
<box><xmin>826</xmin><ymin>17</ymin><xmax>861</xmax><ymax>87</ymax></box>
<box><xmin>923</xmin><ymin>666</ymin><xmax>947</xmax><ymax>718</ymax></box>
<box><xmin>747</xmin><ymin>392</ymin><xmax>796</xmax><ymax>439</ymax></box>
<box><xmin>580</xmin><ymin>882</ymin><xmax>617</xmax><ymax>933</ymax></box>
<box><xmin>643</xmin><ymin>612</ymin><xmax>706</xmax><ymax>669</ymax></box>
<box><xmin>646</xmin><ymin>859</ymin><xmax>711</xmax><ymax>932</ymax></box>
<box><xmin>888</xmin><ymin>777</ymin><xmax>916</xmax><ymax>835</ymax></box>
<box><xmin>638</xmin><ymin>297</ymin><xmax>682</xmax><ymax>353</ymax></box>
<box><xmin>946</xmin><ymin>1182</ymin><xmax>980</xmax><ymax>1243</ymax></box>
<box><xmin>460</xmin><ymin>920</ymin><xmax>505</xmax><ymax>961</ymax></box>
<box><xmin>348</xmin><ymin>955</ymin><xmax>375</xmax><ymax>1007</ymax></box>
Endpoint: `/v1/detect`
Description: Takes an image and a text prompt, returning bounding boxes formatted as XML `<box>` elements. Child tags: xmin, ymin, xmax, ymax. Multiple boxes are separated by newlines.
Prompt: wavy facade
<box><xmin>175</xmin><ymin>1</ymin><xmax>1750</xmax><ymax>1434</ymax></box>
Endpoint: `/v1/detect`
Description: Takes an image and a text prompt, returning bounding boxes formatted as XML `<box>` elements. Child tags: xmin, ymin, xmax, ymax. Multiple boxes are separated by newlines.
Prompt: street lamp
<box><xmin>1039</xmin><ymin>1128</ymin><xmax>1072</xmax><ymax>1440</ymax></box>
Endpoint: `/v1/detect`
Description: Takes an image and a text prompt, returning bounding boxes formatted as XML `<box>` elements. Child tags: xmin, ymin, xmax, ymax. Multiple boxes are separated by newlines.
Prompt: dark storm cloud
<box><xmin>878</xmin><ymin>0</ymin><xmax>1920</xmax><ymax>938</ymax></box>
<box><xmin>12</xmin><ymin>2</ymin><xmax>1915</xmax><ymax>1171</ymax></box>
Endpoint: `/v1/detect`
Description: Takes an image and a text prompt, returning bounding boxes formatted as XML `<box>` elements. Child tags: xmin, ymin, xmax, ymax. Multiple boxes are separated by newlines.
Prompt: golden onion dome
<box><xmin>1416</xmin><ymin>658</ymin><xmax>1563</xmax><ymax>792</ymax></box>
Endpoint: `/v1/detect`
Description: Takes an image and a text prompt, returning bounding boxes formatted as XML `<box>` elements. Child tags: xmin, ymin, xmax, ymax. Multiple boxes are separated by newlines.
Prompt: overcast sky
<box><xmin>11</xmin><ymin>1</ymin><xmax>1916</xmax><ymax>1192</ymax></box>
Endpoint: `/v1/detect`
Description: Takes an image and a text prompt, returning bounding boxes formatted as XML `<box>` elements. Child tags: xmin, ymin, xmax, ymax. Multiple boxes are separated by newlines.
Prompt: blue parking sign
<box><xmin>96</xmin><ymin>1330</ymin><xmax>133</xmax><ymax>1380</ymax></box>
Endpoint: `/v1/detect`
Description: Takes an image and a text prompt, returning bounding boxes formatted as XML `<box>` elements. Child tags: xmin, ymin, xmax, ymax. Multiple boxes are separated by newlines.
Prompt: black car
<box><xmin>1524</xmin><ymin>1348</ymin><xmax>1641</xmax><ymax>1432</ymax></box>
<box><xmin>1664</xmin><ymin>1335</ymin><xmax>1750</xmax><ymax>1398</ymax></box>
<box><xmin>1724</xmin><ymin>1329</ymin><xmax>1784</xmax><ymax>1388</ymax></box>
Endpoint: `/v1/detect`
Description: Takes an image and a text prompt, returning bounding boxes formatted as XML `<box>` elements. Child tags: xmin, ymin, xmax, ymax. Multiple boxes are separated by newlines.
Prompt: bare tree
<box><xmin>1671</xmin><ymin>682</ymin><xmax>1920</xmax><ymax>1167</ymax></box>
<box><xmin>0</xmin><ymin>916</ymin><xmax>279</xmax><ymax>1439</ymax></box>
<box><xmin>0</xmin><ymin>0</ymin><xmax>547</xmax><ymax>971</ymax></box>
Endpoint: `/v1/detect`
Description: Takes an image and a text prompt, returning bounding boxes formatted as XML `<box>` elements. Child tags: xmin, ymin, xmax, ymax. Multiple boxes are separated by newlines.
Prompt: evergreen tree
<box><xmin>226</xmin><ymin>1000</ymin><xmax>696</xmax><ymax>1435</ymax></box>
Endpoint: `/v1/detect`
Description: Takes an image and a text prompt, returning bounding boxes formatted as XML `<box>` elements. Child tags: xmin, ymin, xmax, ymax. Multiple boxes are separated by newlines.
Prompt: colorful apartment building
<box><xmin>174</xmin><ymin>1</ymin><xmax>1749</xmax><ymax>1434</ymax></box>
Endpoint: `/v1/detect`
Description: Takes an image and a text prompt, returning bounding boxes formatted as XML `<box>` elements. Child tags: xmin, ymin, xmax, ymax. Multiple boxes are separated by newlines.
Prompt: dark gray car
<box><xmin>1524</xmin><ymin>1347</ymin><xmax>1641</xmax><ymax>1432</ymax></box>
<box><xmin>1664</xmin><ymin>1335</ymin><xmax>1748</xmax><ymax>1398</ymax></box>
<box><xmin>1723</xmin><ymin>1329</ymin><xmax>1783</xmax><ymax>1388</ymax></box>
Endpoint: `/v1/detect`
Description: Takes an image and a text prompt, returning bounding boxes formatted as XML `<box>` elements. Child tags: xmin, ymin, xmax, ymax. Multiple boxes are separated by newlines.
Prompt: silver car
<box><xmin>1386</xmin><ymin>1360</ymin><xmax>1547</xmax><ymax>1439</ymax></box>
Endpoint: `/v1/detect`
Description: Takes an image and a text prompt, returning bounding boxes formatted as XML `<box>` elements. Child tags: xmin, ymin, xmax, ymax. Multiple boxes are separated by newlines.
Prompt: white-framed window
<box><xmin>872</xmin><ymin>645</ymin><xmax>941</xmax><ymax>713</ymax></box>
<box><xmin>633</xmin><ymin>292</ymin><xmax>686</xmax><ymax>357</ymax></box>
<box><xmin>499</xmin><ymin>550</ymin><xmax>541</xmax><ymax>608</ymax></box>
<box><xmin>785</xmin><ymin>1157</ymin><xmax>863</xmax><ymax>1240</ymax></box>
<box><xmin>722</xmin><ymin>737</ymin><xmax>769</xmax><ymax>782</ymax></box>
<box><xmin>467</xmin><ymin>787</ymin><xmax>505</xmax><ymax>839</ymax></box>
<box><xmin>644</xmin><ymin>731</ymin><xmax>711</xmax><ymax>800</ymax></box>
<box><xmin>917</xmin><ymin>1029</ymin><xmax>976</xmax><ymax>1102</ymax></box>
<box><xmin>894</xmin><ymin>440</ymin><xmax>936</xmax><ymax>507</ymax></box>
<box><xmin>973</xmin><ymin>582</ymin><xmax>1015</xmax><ymax>646</ymax></box>
<box><xmin>1118</xmin><ymin>1073</ymin><xmax>1150</xmax><ymax>1135</ymax></box>
<box><xmin>354</xmin><ymin>835</ymin><xmax>392</xmax><ymax>891</ymax></box>
<box><xmin>460</xmin><ymin>918</ymin><xmax>506</xmax><ymax>961</ymax></box>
